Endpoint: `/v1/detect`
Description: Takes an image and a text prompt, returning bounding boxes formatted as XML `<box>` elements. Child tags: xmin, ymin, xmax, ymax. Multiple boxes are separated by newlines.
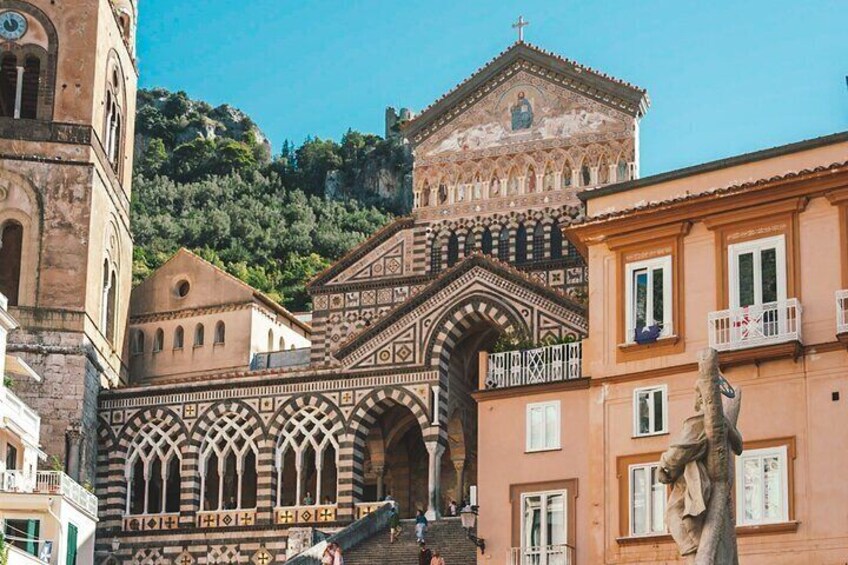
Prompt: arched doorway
<box><xmin>427</xmin><ymin>295</ymin><xmax>529</xmax><ymax>515</ymax></box>
<box><xmin>355</xmin><ymin>397</ymin><xmax>430</xmax><ymax>519</ymax></box>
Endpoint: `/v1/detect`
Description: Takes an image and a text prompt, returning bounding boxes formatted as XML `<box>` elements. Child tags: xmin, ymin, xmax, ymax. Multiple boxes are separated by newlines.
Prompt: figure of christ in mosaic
<box><xmin>96</xmin><ymin>40</ymin><xmax>647</xmax><ymax>565</ymax></box>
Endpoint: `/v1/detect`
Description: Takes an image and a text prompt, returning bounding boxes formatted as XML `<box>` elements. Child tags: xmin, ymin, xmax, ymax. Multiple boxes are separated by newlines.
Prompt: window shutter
<box><xmin>66</xmin><ymin>523</ymin><xmax>78</xmax><ymax>565</ymax></box>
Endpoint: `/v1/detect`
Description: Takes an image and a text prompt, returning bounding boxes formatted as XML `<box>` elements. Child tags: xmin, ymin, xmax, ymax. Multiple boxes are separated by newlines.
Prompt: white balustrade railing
<box><xmin>0</xmin><ymin>386</ymin><xmax>41</xmax><ymax>443</ymax></box>
<box><xmin>0</xmin><ymin>470</ymin><xmax>98</xmax><ymax>518</ymax></box>
<box><xmin>836</xmin><ymin>290</ymin><xmax>848</xmax><ymax>334</ymax></box>
<box><xmin>508</xmin><ymin>544</ymin><xmax>575</xmax><ymax>565</ymax></box>
<box><xmin>707</xmin><ymin>299</ymin><xmax>802</xmax><ymax>351</ymax></box>
<box><xmin>486</xmin><ymin>342</ymin><xmax>582</xmax><ymax>390</ymax></box>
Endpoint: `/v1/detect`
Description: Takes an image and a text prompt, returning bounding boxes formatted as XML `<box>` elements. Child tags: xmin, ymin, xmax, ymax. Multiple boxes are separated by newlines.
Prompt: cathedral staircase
<box><xmin>343</xmin><ymin>518</ymin><xmax>477</xmax><ymax>565</ymax></box>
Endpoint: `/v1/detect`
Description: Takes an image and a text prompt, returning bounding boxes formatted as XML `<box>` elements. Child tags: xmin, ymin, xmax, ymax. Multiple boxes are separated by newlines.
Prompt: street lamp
<box><xmin>460</xmin><ymin>505</ymin><xmax>485</xmax><ymax>554</ymax></box>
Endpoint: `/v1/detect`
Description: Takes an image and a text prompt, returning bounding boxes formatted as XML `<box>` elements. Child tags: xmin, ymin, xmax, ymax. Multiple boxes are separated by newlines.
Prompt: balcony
<box><xmin>836</xmin><ymin>290</ymin><xmax>848</xmax><ymax>336</ymax></box>
<box><xmin>708</xmin><ymin>299</ymin><xmax>802</xmax><ymax>356</ymax></box>
<box><xmin>508</xmin><ymin>544</ymin><xmax>575</xmax><ymax>565</ymax></box>
<box><xmin>0</xmin><ymin>385</ymin><xmax>41</xmax><ymax>445</ymax></box>
<box><xmin>482</xmin><ymin>342</ymin><xmax>582</xmax><ymax>391</ymax></box>
<box><xmin>0</xmin><ymin>470</ymin><xmax>98</xmax><ymax>518</ymax></box>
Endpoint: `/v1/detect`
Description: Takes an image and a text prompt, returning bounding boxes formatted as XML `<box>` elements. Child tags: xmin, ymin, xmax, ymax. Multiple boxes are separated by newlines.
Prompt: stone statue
<box><xmin>658</xmin><ymin>348</ymin><xmax>742</xmax><ymax>565</ymax></box>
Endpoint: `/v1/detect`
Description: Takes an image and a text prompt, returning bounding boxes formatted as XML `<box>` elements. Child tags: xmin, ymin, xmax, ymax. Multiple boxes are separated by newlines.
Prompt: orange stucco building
<box><xmin>475</xmin><ymin>132</ymin><xmax>848</xmax><ymax>563</ymax></box>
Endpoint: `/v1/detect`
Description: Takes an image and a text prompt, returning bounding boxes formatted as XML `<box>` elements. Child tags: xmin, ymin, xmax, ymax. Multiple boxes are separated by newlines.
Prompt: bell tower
<box><xmin>0</xmin><ymin>0</ymin><xmax>137</xmax><ymax>483</ymax></box>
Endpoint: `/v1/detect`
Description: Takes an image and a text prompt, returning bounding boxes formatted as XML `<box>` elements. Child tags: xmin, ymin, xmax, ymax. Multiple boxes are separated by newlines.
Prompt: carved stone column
<box><xmin>425</xmin><ymin>442</ymin><xmax>445</xmax><ymax>520</ymax></box>
<box><xmin>65</xmin><ymin>424</ymin><xmax>84</xmax><ymax>481</ymax></box>
<box><xmin>452</xmin><ymin>459</ymin><xmax>466</xmax><ymax>504</ymax></box>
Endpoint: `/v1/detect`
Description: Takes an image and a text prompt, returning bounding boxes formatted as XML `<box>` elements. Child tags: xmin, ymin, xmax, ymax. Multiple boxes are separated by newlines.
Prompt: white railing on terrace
<box><xmin>508</xmin><ymin>544</ymin><xmax>575</xmax><ymax>565</ymax></box>
<box><xmin>708</xmin><ymin>299</ymin><xmax>802</xmax><ymax>352</ymax></box>
<box><xmin>485</xmin><ymin>342</ymin><xmax>582</xmax><ymax>390</ymax></box>
<box><xmin>0</xmin><ymin>470</ymin><xmax>98</xmax><ymax>518</ymax></box>
<box><xmin>0</xmin><ymin>386</ymin><xmax>40</xmax><ymax>444</ymax></box>
<box><xmin>836</xmin><ymin>290</ymin><xmax>848</xmax><ymax>334</ymax></box>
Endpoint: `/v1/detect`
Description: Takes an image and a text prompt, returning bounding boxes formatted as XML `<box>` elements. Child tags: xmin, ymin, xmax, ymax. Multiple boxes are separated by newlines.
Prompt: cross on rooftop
<box><xmin>512</xmin><ymin>16</ymin><xmax>529</xmax><ymax>42</ymax></box>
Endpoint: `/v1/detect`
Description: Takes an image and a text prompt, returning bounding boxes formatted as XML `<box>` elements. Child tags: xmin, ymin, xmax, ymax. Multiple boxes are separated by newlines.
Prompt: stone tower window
<box><xmin>214</xmin><ymin>321</ymin><xmax>226</xmax><ymax>345</ymax></box>
<box><xmin>153</xmin><ymin>329</ymin><xmax>164</xmax><ymax>353</ymax></box>
<box><xmin>173</xmin><ymin>326</ymin><xmax>184</xmax><ymax>349</ymax></box>
<box><xmin>481</xmin><ymin>227</ymin><xmax>493</xmax><ymax>255</ymax></box>
<box><xmin>498</xmin><ymin>228</ymin><xmax>510</xmax><ymax>262</ymax></box>
<box><xmin>0</xmin><ymin>53</ymin><xmax>40</xmax><ymax>119</ymax></box>
<box><xmin>551</xmin><ymin>221</ymin><xmax>563</xmax><ymax>260</ymax></box>
<box><xmin>515</xmin><ymin>224</ymin><xmax>528</xmax><ymax>265</ymax></box>
<box><xmin>126</xmin><ymin>419</ymin><xmax>182</xmax><ymax>515</ymax></box>
<box><xmin>447</xmin><ymin>232</ymin><xmax>459</xmax><ymax>267</ymax></box>
<box><xmin>533</xmin><ymin>223</ymin><xmax>546</xmax><ymax>261</ymax></box>
<box><xmin>100</xmin><ymin>259</ymin><xmax>119</xmax><ymax>344</ymax></box>
<box><xmin>464</xmin><ymin>230</ymin><xmax>476</xmax><ymax>257</ymax></box>
<box><xmin>430</xmin><ymin>238</ymin><xmax>442</xmax><ymax>274</ymax></box>
<box><xmin>104</xmin><ymin>65</ymin><xmax>125</xmax><ymax>174</ymax></box>
<box><xmin>131</xmin><ymin>330</ymin><xmax>144</xmax><ymax>355</ymax></box>
<box><xmin>194</xmin><ymin>324</ymin><xmax>205</xmax><ymax>347</ymax></box>
<box><xmin>200</xmin><ymin>412</ymin><xmax>258</xmax><ymax>511</ymax></box>
<box><xmin>0</xmin><ymin>220</ymin><xmax>23</xmax><ymax>305</ymax></box>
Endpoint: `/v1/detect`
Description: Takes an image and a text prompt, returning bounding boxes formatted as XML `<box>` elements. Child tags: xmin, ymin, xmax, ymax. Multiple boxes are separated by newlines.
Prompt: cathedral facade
<box><xmin>88</xmin><ymin>42</ymin><xmax>646</xmax><ymax>564</ymax></box>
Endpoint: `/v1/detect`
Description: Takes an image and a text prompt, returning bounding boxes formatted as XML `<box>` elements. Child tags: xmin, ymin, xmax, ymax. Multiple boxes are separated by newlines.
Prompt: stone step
<box><xmin>343</xmin><ymin>518</ymin><xmax>477</xmax><ymax>565</ymax></box>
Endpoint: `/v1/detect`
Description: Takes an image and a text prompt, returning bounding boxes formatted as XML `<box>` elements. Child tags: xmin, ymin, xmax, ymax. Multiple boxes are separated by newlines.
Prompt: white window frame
<box><xmin>628</xmin><ymin>462</ymin><xmax>666</xmax><ymax>537</ymax></box>
<box><xmin>728</xmin><ymin>235</ymin><xmax>787</xmax><ymax>309</ymax></box>
<box><xmin>735</xmin><ymin>445</ymin><xmax>789</xmax><ymax>526</ymax></box>
<box><xmin>632</xmin><ymin>385</ymin><xmax>668</xmax><ymax>437</ymax></box>
<box><xmin>525</xmin><ymin>401</ymin><xmax>561</xmax><ymax>453</ymax></box>
<box><xmin>519</xmin><ymin>489</ymin><xmax>568</xmax><ymax>561</ymax></box>
<box><xmin>624</xmin><ymin>255</ymin><xmax>673</xmax><ymax>343</ymax></box>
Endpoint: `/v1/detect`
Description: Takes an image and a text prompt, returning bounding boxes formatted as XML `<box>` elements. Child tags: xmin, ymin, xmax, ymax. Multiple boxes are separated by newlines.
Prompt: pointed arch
<box><xmin>447</xmin><ymin>232</ymin><xmax>459</xmax><ymax>267</ymax></box>
<box><xmin>515</xmin><ymin>223</ymin><xmax>528</xmax><ymax>265</ymax></box>
<box><xmin>497</xmin><ymin>226</ymin><xmax>510</xmax><ymax>262</ymax></box>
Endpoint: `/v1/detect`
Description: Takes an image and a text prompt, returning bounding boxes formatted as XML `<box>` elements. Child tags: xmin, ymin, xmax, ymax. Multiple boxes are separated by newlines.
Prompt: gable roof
<box><xmin>403</xmin><ymin>41</ymin><xmax>649</xmax><ymax>144</ymax></box>
<box><xmin>334</xmin><ymin>253</ymin><xmax>587</xmax><ymax>362</ymax></box>
<box><xmin>306</xmin><ymin>217</ymin><xmax>415</xmax><ymax>290</ymax></box>
<box><xmin>133</xmin><ymin>248</ymin><xmax>312</xmax><ymax>335</ymax></box>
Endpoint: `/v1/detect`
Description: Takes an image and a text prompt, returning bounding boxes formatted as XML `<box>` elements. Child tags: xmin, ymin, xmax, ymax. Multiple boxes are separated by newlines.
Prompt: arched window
<box><xmin>527</xmin><ymin>166</ymin><xmax>537</xmax><ymax>193</ymax></box>
<box><xmin>562</xmin><ymin>165</ymin><xmax>573</xmax><ymax>188</ymax></box>
<box><xmin>438</xmin><ymin>183</ymin><xmax>448</xmax><ymax>205</ymax></box>
<box><xmin>106</xmin><ymin>270</ymin><xmax>117</xmax><ymax>344</ymax></box>
<box><xmin>447</xmin><ymin>232</ymin><xmax>459</xmax><ymax>267</ymax></box>
<box><xmin>276</xmin><ymin>406</ymin><xmax>341</xmax><ymax>507</ymax></box>
<box><xmin>490</xmin><ymin>175</ymin><xmax>501</xmax><ymax>197</ymax></box>
<box><xmin>617</xmin><ymin>159</ymin><xmax>629</xmax><ymax>182</ymax></box>
<box><xmin>498</xmin><ymin>228</ymin><xmax>510</xmax><ymax>262</ymax></box>
<box><xmin>533</xmin><ymin>223</ymin><xmax>546</xmax><ymax>261</ymax></box>
<box><xmin>126</xmin><ymin>419</ymin><xmax>182</xmax><ymax>515</ymax></box>
<box><xmin>430</xmin><ymin>238</ymin><xmax>442</xmax><ymax>274</ymax></box>
<box><xmin>214</xmin><ymin>321</ymin><xmax>225</xmax><ymax>345</ymax></box>
<box><xmin>20</xmin><ymin>56</ymin><xmax>39</xmax><ymax>120</ymax></box>
<box><xmin>421</xmin><ymin>182</ymin><xmax>431</xmax><ymax>208</ymax></box>
<box><xmin>543</xmin><ymin>165</ymin><xmax>555</xmax><ymax>191</ymax></box>
<box><xmin>581</xmin><ymin>165</ymin><xmax>591</xmax><ymax>186</ymax></box>
<box><xmin>279</xmin><ymin>336</ymin><xmax>285</xmax><ymax>350</ymax></box>
<box><xmin>481</xmin><ymin>228</ymin><xmax>493</xmax><ymax>255</ymax></box>
<box><xmin>0</xmin><ymin>220</ymin><xmax>23</xmax><ymax>306</ymax></box>
<box><xmin>194</xmin><ymin>324</ymin><xmax>205</xmax><ymax>347</ymax></box>
<box><xmin>0</xmin><ymin>54</ymin><xmax>17</xmax><ymax>118</ymax></box>
<box><xmin>551</xmin><ymin>220</ymin><xmax>564</xmax><ymax>260</ymax></box>
<box><xmin>153</xmin><ymin>329</ymin><xmax>164</xmax><ymax>353</ymax></box>
<box><xmin>131</xmin><ymin>330</ymin><xmax>144</xmax><ymax>355</ymax></box>
<box><xmin>515</xmin><ymin>224</ymin><xmax>528</xmax><ymax>265</ymax></box>
<box><xmin>173</xmin><ymin>326</ymin><xmax>184</xmax><ymax>349</ymax></box>
<box><xmin>267</xmin><ymin>329</ymin><xmax>274</xmax><ymax>351</ymax></box>
<box><xmin>508</xmin><ymin>170</ymin><xmax>520</xmax><ymax>195</ymax></box>
<box><xmin>201</xmin><ymin>412</ymin><xmax>259</xmax><ymax>511</ymax></box>
<box><xmin>104</xmin><ymin>68</ymin><xmax>124</xmax><ymax>173</ymax></box>
<box><xmin>464</xmin><ymin>231</ymin><xmax>476</xmax><ymax>257</ymax></box>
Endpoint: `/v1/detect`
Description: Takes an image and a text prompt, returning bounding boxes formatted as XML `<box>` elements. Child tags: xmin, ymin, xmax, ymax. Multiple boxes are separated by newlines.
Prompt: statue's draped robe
<box><xmin>659</xmin><ymin>414</ymin><xmax>711</xmax><ymax>556</ymax></box>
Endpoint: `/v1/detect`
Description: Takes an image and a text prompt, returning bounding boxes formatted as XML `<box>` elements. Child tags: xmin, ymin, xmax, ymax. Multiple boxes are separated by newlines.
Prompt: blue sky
<box><xmin>137</xmin><ymin>0</ymin><xmax>847</xmax><ymax>176</ymax></box>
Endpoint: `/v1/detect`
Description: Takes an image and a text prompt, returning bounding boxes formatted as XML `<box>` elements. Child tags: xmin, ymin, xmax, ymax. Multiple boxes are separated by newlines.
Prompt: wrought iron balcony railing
<box><xmin>483</xmin><ymin>342</ymin><xmax>582</xmax><ymax>390</ymax></box>
<box><xmin>707</xmin><ymin>299</ymin><xmax>802</xmax><ymax>352</ymax></box>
